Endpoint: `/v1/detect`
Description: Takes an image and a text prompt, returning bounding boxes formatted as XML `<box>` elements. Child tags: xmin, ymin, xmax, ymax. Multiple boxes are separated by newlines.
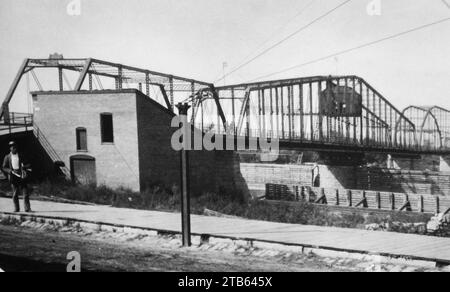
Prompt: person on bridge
<box><xmin>2</xmin><ymin>141</ymin><xmax>32</xmax><ymax>212</ymax></box>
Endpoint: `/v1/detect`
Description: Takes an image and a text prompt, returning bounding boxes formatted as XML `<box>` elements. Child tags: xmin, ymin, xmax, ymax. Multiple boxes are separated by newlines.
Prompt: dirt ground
<box><xmin>0</xmin><ymin>224</ymin><xmax>347</xmax><ymax>272</ymax></box>
<box><xmin>0</xmin><ymin>218</ymin><xmax>447</xmax><ymax>272</ymax></box>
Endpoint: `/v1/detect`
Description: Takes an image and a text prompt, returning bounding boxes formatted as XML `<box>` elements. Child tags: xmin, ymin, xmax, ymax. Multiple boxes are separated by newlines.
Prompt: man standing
<box><xmin>2</xmin><ymin>141</ymin><xmax>32</xmax><ymax>212</ymax></box>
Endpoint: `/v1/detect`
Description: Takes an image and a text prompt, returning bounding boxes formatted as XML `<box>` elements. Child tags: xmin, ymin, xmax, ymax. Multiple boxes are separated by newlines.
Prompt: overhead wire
<box><xmin>213</xmin><ymin>0</ymin><xmax>316</xmax><ymax>82</ymax></box>
<box><xmin>249</xmin><ymin>17</ymin><xmax>450</xmax><ymax>82</ymax></box>
<box><xmin>215</xmin><ymin>0</ymin><xmax>352</xmax><ymax>83</ymax></box>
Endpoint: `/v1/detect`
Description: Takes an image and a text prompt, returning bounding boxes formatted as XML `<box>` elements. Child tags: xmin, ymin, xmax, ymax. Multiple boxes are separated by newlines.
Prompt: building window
<box><xmin>100</xmin><ymin>113</ymin><xmax>114</xmax><ymax>143</ymax></box>
<box><xmin>76</xmin><ymin>127</ymin><xmax>87</xmax><ymax>151</ymax></box>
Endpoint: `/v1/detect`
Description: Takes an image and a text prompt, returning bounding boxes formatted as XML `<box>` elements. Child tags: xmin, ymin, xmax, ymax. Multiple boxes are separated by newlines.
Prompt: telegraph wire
<box><xmin>249</xmin><ymin>16</ymin><xmax>450</xmax><ymax>82</ymax></box>
<box><xmin>213</xmin><ymin>0</ymin><xmax>316</xmax><ymax>83</ymax></box>
<box><xmin>215</xmin><ymin>0</ymin><xmax>352</xmax><ymax>83</ymax></box>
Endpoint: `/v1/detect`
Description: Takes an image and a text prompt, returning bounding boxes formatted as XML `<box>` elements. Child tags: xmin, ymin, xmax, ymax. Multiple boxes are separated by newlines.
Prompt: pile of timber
<box><xmin>265</xmin><ymin>184</ymin><xmax>450</xmax><ymax>214</ymax></box>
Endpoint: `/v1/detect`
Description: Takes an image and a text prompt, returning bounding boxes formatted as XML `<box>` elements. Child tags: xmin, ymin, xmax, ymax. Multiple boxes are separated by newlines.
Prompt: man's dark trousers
<box><xmin>11</xmin><ymin>178</ymin><xmax>30</xmax><ymax>212</ymax></box>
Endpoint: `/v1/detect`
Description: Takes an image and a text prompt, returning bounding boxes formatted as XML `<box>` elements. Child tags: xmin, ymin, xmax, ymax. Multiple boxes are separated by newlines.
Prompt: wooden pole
<box><xmin>176</xmin><ymin>103</ymin><xmax>191</xmax><ymax>247</ymax></box>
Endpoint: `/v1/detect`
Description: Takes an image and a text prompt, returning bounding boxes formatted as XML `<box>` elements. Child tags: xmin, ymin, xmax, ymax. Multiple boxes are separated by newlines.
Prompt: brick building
<box><xmin>32</xmin><ymin>89</ymin><xmax>247</xmax><ymax>196</ymax></box>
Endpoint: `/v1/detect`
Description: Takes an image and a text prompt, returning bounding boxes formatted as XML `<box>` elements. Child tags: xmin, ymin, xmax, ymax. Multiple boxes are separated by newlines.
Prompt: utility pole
<box><xmin>176</xmin><ymin>103</ymin><xmax>191</xmax><ymax>247</ymax></box>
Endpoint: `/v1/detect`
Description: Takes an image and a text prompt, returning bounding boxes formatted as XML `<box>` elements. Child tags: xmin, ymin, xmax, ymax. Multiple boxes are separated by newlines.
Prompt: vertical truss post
<box><xmin>289</xmin><ymin>85</ymin><xmax>294</xmax><ymax>139</ymax></box>
<box><xmin>201</xmin><ymin>100</ymin><xmax>204</xmax><ymax>133</ymax></box>
<box><xmin>394</xmin><ymin>112</ymin><xmax>399</xmax><ymax>147</ymax></box>
<box><xmin>325</xmin><ymin>81</ymin><xmax>330</xmax><ymax>142</ymax></box>
<box><xmin>344</xmin><ymin>78</ymin><xmax>350</xmax><ymax>142</ymax></box>
<box><xmin>389</xmin><ymin>107</ymin><xmax>393</xmax><ymax>147</ymax></box>
<box><xmin>326</xmin><ymin>78</ymin><xmax>333</xmax><ymax>142</ymax></box>
<box><xmin>258</xmin><ymin>88</ymin><xmax>262</xmax><ymax>137</ymax></box>
<box><xmin>352</xmin><ymin>77</ymin><xmax>357</xmax><ymax>143</ymax></box>
<box><xmin>217</xmin><ymin>104</ymin><xmax>221</xmax><ymax>135</ymax></box>
<box><xmin>337</xmin><ymin>78</ymin><xmax>342</xmax><ymax>141</ymax></box>
<box><xmin>138</xmin><ymin>83</ymin><xmax>142</xmax><ymax>92</ymax></box>
<box><xmin>299</xmin><ymin>84</ymin><xmax>304</xmax><ymax>140</ymax></box>
<box><xmin>145</xmin><ymin>72</ymin><xmax>150</xmax><ymax>97</ymax></box>
<box><xmin>169</xmin><ymin>76</ymin><xmax>174</xmax><ymax>112</ymax></box>
<box><xmin>384</xmin><ymin>103</ymin><xmax>388</xmax><ymax>146</ymax></box>
<box><xmin>287</xmin><ymin>85</ymin><xmax>291</xmax><ymax>139</ymax></box>
<box><xmin>318</xmin><ymin>81</ymin><xmax>323</xmax><ymax>142</ymax></box>
<box><xmin>269</xmin><ymin>88</ymin><xmax>274</xmax><ymax>138</ymax></box>
<box><xmin>329</xmin><ymin>83</ymin><xmax>333</xmax><ymax>142</ymax></box>
<box><xmin>246</xmin><ymin>93</ymin><xmax>250</xmax><ymax>137</ymax></box>
<box><xmin>58</xmin><ymin>67</ymin><xmax>64</xmax><ymax>91</ymax></box>
<box><xmin>403</xmin><ymin>120</ymin><xmax>407</xmax><ymax>148</ymax></box>
<box><xmin>366</xmin><ymin>87</ymin><xmax>370</xmax><ymax>145</ymax></box>
<box><xmin>117</xmin><ymin>66</ymin><xmax>123</xmax><ymax>90</ymax></box>
<box><xmin>379</xmin><ymin>96</ymin><xmax>383</xmax><ymax>145</ymax></box>
<box><xmin>359</xmin><ymin>80</ymin><xmax>364</xmax><ymax>144</ymax></box>
<box><xmin>372</xmin><ymin>92</ymin><xmax>376</xmax><ymax>144</ymax></box>
<box><xmin>262</xmin><ymin>89</ymin><xmax>266</xmax><ymax>137</ymax></box>
<box><xmin>191</xmin><ymin>82</ymin><xmax>195</xmax><ymax>126</ymax></box>
<box><xmin>88</xmin><ymin>73</ymin><xmax>93</xmax><ymax>90</ymax></box>
<box><xmin>232</xmin><ymin>88</ymin><xmax>236</xmax><ymax>135</ymax></box>
<box><xmin>280</xmin><ymin>87</ymin><xmax>285</xmax><ymax>139</ymax></box>
<box><xmin>309</xmin><ymin>83</ymin><xmax>313</xmax><ymax>141</ymax></box>
<box><xmin>275</xmin><ymin>88</ymin><xmax>279</xmax><ymax>138</ymax></box>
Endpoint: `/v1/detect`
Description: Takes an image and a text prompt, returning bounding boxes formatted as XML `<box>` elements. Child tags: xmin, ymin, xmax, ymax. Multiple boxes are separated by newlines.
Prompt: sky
<box><xmin>0</xmin><ymin>0</ymin><xmax>449</xmax><ymax>112</ymax></box>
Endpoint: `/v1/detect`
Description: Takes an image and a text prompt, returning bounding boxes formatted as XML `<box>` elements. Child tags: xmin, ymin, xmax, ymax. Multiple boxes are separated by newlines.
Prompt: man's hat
<box><xmin>8</xmin><ymin>141</ymin><xmax>16</xmax><ymax>147</ymax></box>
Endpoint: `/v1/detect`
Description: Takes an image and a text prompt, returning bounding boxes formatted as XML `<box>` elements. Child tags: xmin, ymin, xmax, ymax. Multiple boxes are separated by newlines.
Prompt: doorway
<box><xmin>70</xmin><ymin>155</ymin><xmax>96</xmax><ymax>185</ymax></box>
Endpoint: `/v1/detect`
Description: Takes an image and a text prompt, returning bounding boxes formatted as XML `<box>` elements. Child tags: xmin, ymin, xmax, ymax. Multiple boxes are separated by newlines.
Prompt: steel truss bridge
<box><xmin>1</xmin><ymin>56</ymin><xmax>449</xmax><ymax>155</ymax></box>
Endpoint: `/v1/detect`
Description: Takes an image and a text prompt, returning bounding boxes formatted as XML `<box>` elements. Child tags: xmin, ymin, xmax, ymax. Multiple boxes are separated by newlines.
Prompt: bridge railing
<box><xmin>193</xmin><ymin>76</ymin><xmax>419</xmax><ymax>151</ymax></box>
<box><xmin>0</xmin><ymin>112</ymin><xmax>33</xmax><ymax>134</ymax></box>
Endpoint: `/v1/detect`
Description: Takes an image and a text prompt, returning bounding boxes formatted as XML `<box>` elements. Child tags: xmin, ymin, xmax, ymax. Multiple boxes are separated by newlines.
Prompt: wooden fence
<box><xmin>266</xmin><ymin>184</ymin><xmax>450</xmax><ymax>214</ymax></box>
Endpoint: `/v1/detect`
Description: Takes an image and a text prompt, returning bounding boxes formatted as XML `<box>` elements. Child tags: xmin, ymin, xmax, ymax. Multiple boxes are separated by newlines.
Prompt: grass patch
<box><xmin>4</xmin><ymin>178</ymin><xmax>430</xmax><ymax>231</ymax></box>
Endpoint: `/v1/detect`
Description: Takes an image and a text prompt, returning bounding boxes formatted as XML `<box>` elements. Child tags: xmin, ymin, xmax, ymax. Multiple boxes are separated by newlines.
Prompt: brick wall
<box><xmin>135</xmin><ymin>91</ymin><xmax>247</xmax><ymax>197</ymax></box>
<box><xmin>33</xmin><ymin>90</ymin><xmax>141</xmax><ymax>191</ymax></box>
<box><xmin>239</xmin><ymin>162</ymin><xmax>450</xmax><ymax>196</ymax></box>
<box><xmin>135</xmin><ymin>92</ymin><xmax>179</xmax><ymax>191</ymax></box>
<box><xmin>33</xmin><ymin>90</ymin><xmax>248</xmax><ymax>197</ymax></box>
<box><xmin>239</xmin><ymin>163</ymin><xmax>314</xmax><ymax>197</ymax></box>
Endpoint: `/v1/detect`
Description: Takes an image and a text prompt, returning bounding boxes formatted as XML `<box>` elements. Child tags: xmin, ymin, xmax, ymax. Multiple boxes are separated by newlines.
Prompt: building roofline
<box><xmin>30</xmin><ymin>89</ymin><xmax>141</xmax><ymax>96</ymax></box>
<box><xmin>31</xmin><ymin>89</ymin><xmax>177</xmax><ymax>118</ymax></box>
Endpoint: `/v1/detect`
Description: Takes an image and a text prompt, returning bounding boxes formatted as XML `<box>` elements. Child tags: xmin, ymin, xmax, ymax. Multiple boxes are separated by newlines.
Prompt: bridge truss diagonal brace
<box><xmin>1</xmin><ymin>58</ymin><xmax>30</xmax><ymax>121</ymax></box>
<box><xmin>236</xmin><ymin>88</ymin><xmax>252</xmax><ymax>136</ymax></box>
<box><xmin>74</xmin><ymin>58</ymin><xmax>93</xmax><ymax>91</ymax></box>
<box><xmin>156</xmin><ymin>84</ymin><xmax>173</xmax><ymax>111</ymax></box>
<box><xmin>210</xmin><ymin>86</ymin><xmax>228</xmax><ymax>132</ymax></box>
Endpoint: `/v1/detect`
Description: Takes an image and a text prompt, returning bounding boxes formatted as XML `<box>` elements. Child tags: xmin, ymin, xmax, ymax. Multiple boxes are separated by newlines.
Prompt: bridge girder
<box><xmin>399</xmin><ymin>105</ymin><xmax>450</xmax><ymax>151</ymax></box>
<box><xmin>192</xmin><ymin>75</ymin><xmax>418</xmax><ymax>151</ymax></box>
<box><xmin>3</xmin><ymin>56</ymin><xmax>450</xmax><ymax>154</ymax></box>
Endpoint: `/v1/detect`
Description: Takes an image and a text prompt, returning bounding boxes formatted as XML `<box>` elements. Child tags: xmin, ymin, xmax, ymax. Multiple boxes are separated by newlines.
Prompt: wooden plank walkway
<box><xmin>1</xmin><ymin>198</ymin><xmax>450</xmax><ymax>264</ymax></box>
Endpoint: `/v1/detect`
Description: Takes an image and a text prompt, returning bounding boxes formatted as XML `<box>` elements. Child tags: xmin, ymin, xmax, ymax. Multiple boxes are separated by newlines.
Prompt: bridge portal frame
<box><xmin>0</xmin><ymin>57</ymin><xmax>228</xmax><ymax>131</ymax></box>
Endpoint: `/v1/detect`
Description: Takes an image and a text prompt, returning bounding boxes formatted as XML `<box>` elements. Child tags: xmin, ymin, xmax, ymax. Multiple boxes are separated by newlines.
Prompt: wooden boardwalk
<box><xmin>1</xmin><ymin>198</ymin><xmax>450</xmax><ymax>264</ymax></box>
